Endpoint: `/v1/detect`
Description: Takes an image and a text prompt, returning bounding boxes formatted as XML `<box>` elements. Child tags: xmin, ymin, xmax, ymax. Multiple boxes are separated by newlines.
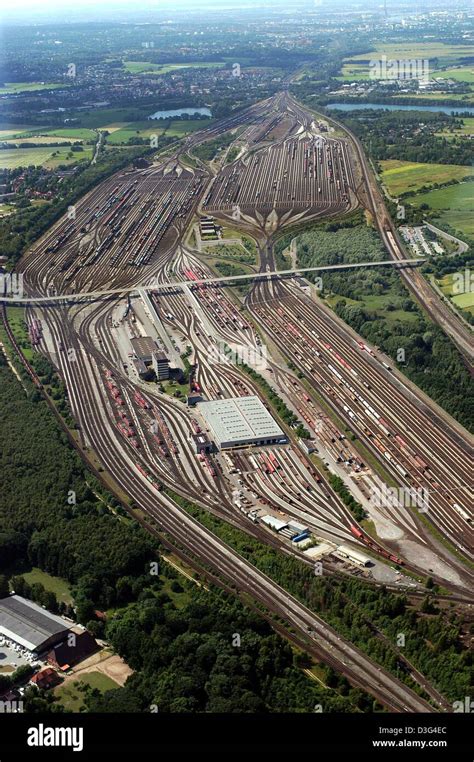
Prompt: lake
<box><xmin>327</xmin><ymin>102</ymin><xmax>474</xmax><ymax>117</ymax></box>
<box><xmin>149</xmin><ymin>107</ymin><xmax>212</xmax><ymax>120</ymax></box>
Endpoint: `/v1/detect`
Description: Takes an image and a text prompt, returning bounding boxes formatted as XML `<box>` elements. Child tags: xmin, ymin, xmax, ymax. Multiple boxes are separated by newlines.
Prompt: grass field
<box><xmin>42</xmin><ymin>128</ymin><xmax>96</xmax><ymax>141</ymax></box>
<box><xmin>2</xmin><ymin>136</ymin><xmax>77</xmax><ymax>146</ymax></box>
<box><xmin>75</xmin><ymin>108</ymin><xmax>149</xmax><ymax>129</ymax></box>
<box><xmin>346</xmin><ymin>42</ymin><xmax>474</xmax><ymax>65</ymax></box>
<box><xmin>337</xmin><ymin>63</ymin><xmax>372</xmax><ymax>81</ymax></box>
<box><xmin>435</xmin><ymin>66</ymin><xmax>474</xmax><ymax>83</ymax></box>
<box><xmin>391</xmin><ymin>91</ymin><xmax>474</xmax><ymax>105</ymax></box>
<box><xmin>414</xmin><ymin>181</ymin><xmax>474</xmax><ymax>236</ymax></box>
<box><xmin>438</xmin><ymin>273</ymin><xmax>474</xmax><ymax>314</ymax></box>
<box><xmin>55</xmin><ymin>673</ymin><xmax>120</xmax><ymax>712</ymax></box>
<box><xmin>325</xmin><ymin>292</ymin><xmax>418</xmax><ymax>325</ymax></box>
<box><xmin>435</xmin><ymin>117</ymin><xmax>474</xmax><ymax>138</ymax></box>
<box><xmin>21</xmin><ymin>567</ymin><xmax>73</xmax><ymax>604</ymax></box>
<box><xmin>166</xmin><ymin>119</ymin><xmax>211</xmax><ymax>136</ymax></box>
<box><xmin>105</xmin><ymin>118</ymin><xmax>209</xmax><ymax>143</ymax></box>
<box><xmin>123</xmin><ymin>60</ymin><xmax>225</xmax><ymax>75</ymax></box>
<box><xmin>106</xmin><ymin>121</ymin><xmax>166</xmax><ymax>144</ymax></box>
<box><xmin>0</xmin><ymin>82</ymin><xmax>66</xmax><ymax>95</ymax></box>
<box><xmin>6</xmin><ymin>306</ymin><xmax>34</xmax><ymax>360</ymax></box>
<box><xmin>379</xmin><ymin>160</ymin><xmax>474</xmax><ymax>196</ymax></box>
<box><xmin>340</xmin><ymin>43</ymin><xmax>474</xmax><ymax>81</ymax></box>
<box><xmin>0</xmin><ymin>125</ymin><xmax>41</xmax><ymax>138</ymax></box>
<box><xmin>0</xmin><ymin>146</ymin><xmax>92</xmax><ymax>169</ymax></box>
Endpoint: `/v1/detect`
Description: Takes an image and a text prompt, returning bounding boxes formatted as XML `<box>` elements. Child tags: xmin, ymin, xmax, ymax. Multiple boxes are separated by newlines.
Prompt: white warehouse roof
<box><xmin>261</xmin><ymin>515</ymin><xmax>288</xmax><ymax>531</ymax></box>
<box><xmin>0</xmin><ymin>595</ymin><xmax>70</xmax><ymax>652</ymax></box>
<box><xmin>197</xmin><ymin>396</ymin><xmax>285</xmax><ymax>449</ymax></box>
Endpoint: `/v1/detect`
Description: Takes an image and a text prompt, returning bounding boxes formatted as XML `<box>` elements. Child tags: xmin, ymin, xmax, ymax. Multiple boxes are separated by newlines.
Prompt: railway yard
<box><xmin>3</xmin><ymin>90</ymin><xmax>473</xmax><ymax>714</ymax></box>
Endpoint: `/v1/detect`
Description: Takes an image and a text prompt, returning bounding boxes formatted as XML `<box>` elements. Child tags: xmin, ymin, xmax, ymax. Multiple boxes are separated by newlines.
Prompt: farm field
<box><xmin>0</xmin><ymin>146</ymin><xmax>92</xmax><ymax>168</ymax></box>
<box><xmin>2</xmin><ymin>135</ymin><xmax>78</xmax><ymax>146</ymax></box>
<box><xmin>0</xmin><ymin>125</ymin><xmax>41</xmax><ymax>138</ymax></box>
<box><xmin>166</xmin><ymin>119</ymin><xmax>212</xmax><ymax>136</ymax></box>
<box><xmin>73</xmin><ymin>108</ymin><xmax>152</xmax><ymax>129</ymax></box>
<box><xmin>340</xmin><ymin>43</ymin><xmax>474</xmax><ymax>80</ymax></box>
<box><xmin>106</xmin><ymin>121</ymin><xmax>166</xmax><ymax>144</ymax></box>
<box><xmin>42</xmin><ymin>128</ymin><xmax>97</xmax><ymax>140</ymax></box>
<box><xmin>413</xmin><ymin>181</ymin><xmax>474</xmax><ymax>236</ymax></box>
<box><xmin>346</xmin><ymin>42</ymin><xmax>474</xmax><ymax>65</ymax></box>
<box><xmin>123</xmin><ymin>60</ymin><xmax>225</xmax><ymax>75</ymax></box>
<box><xmin>105</xmin><ymin>118</ymin><xmax>209</xmax><ymax>143</ymax></box>
<box><xmin>391</xmin><ymin>92</ymin><xmax>474</xmax><ymax>105</ymax></box>
<box><xmin>337</xmin><ymin>63</ymin><xmax>371</xmax><ymax>81</ymax></box>
<box><xmin>0</xmin><ymin>82</ymin><xmax>66</xmax><ymax>94</ymax></box>
<box><xmin>434</xmin><ymin>66</ymin><xmax>474</xmax><ymax>83</ymax></box>
<box><xmin>438</xmin><ymin>273</ymin><xmax>474</xmax><ymax>315</ymax></box>
<box><xmin>379</xmin><ymin>160</ymin><xmax>474</xmax><ymax>196</ymax></box>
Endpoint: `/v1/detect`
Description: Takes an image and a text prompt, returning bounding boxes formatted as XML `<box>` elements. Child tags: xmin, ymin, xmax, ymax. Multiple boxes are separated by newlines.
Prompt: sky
<box><xmin>0</xmin><ymin>0</ymin><xmax>379</xmax><ymax>25</ymax></box>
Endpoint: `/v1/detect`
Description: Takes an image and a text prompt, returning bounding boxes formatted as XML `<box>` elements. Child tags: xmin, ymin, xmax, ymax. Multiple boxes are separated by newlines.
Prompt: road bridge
<box><xmin>2</xmin><ymin>258</ymin><xmax>425</xmax><ymax>305</ymax></box>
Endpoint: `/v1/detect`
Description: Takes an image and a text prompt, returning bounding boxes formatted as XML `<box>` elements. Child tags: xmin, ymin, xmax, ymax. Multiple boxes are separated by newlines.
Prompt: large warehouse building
<box><xmin>0</xmin><ymin>595</ymin><xmax>70</xmax><ymax>654</ymax></box>
<box><xmin>197</xmin><ymin>396</ymin><xmax>286</xmax><ymax>449</ymax></box>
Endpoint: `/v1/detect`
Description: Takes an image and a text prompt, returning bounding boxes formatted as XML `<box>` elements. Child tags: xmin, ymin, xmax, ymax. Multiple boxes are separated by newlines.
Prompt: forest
<box><xmin>167</xmin><ymin>490</ymin><xmax>472</xmax><ymax>705</ymax></box>
<box><xmin>343</xmin><ymin>110</ymin><xmax>474</xmax><ymax>167</ymax></box>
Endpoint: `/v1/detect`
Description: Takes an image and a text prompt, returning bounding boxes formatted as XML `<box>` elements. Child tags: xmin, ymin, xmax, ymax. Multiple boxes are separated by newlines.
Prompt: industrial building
<box><xmin>197</xmin><ymin>396</ymin><xmax>286</xmax><ymax>449</ymax></box>
<box><xmin>190</xmin><ymin>432</ymin><xmax>213</xmax><ymax>454</ymax></box>
<box><xmin>199</xmin><ymin>215</ymin><xmax>218</xmax><ymax>238</ymax></box>
<box><xmin>130</xmin><ymin>336</ymin><xmax>158</xmax><ymax>364</ymax></box>
<box><xmin>0</xmin><ymin>595</ymin><xmax>70</xmax><ymax>653</ymax></box>
<box><xmin>152</xmin><ymin>351</ymin><xmax>170</xmax><ymax>381</ymax></box>
<box><xmin>333</xmin><ymin>545</ymin><xmax>372</xmax><ymax>568</ymax></box>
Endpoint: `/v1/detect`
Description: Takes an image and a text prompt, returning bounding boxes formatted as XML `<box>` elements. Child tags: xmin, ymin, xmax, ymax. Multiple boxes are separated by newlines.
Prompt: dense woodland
<box><xmin>343</xmin><ymin>111</ymin><xmax>474</xmax><ymax>167</ymax></box>
<box><xmin>169</xmin><ymin>491</ymin><xmax>472</xmax><ymax>705</ymax></box>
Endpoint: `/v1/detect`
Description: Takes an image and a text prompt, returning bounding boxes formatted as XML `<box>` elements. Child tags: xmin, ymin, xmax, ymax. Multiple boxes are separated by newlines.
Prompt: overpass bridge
<box><xmin>0</xmin><ymin>258</ymin><xmax>425</xmax><ymax>306</ymax></box>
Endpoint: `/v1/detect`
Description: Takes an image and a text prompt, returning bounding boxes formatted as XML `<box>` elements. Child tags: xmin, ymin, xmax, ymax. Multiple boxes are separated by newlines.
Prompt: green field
<box><xmin>340</xmin><ymin>42</ymin><xmax>474</xmax><ymax>81</ymax></box>
<box><xmin>106</xmin><ymin>121</ymin><xmax>166</xmax><ymax>144</ymax></box>
<box><xmin>3</xmin><ymin>135</ymin><xmax>77</xmax><ymax>146</ymax></box>
<box><xmin>54</xmin><ymin>672</ymin><xmax>120</xmax><ymax>711</ymax></box>
<box><xmin>21</xmin><ymin>567</ymin><xmax>73</xmax><ymax>604</ymax></box>
<box><xmin>435</xmin><ymin>117</ymin><xmax>474</xmax><ymax>138</ymax></box>
<box><xmin>337</xmin><ymin>63</ymin><xmax>372</xmax><ymax>81</ymax></box>
<box><xmin>434</xmin><ymin>66</ymin><xmax>474</xmax><ymax>83</ymax></box>
<box><xmin>438</xmin><ymin>273</ymin><xmax>474</xmax><ymax>314</ymax></box>
<box><xmin>74</xmin><ymin>108</ymin><xmax>149</xmax><ymax>129</ymax></box>
<box><xmin>0</xmin><ymin>82</ymin><xmax>66</xmax><ymax>95</ymax></box>
<box><xmin>123</xmin><ymin>60</ymin><xmax>225</xmax><ymax>75</ymax></box>
<box><xmin>0</xmin><ymin>125</ymin><xmax>42</xmax><ymax>139</ymax></box>
<box><xmin>0</xmin><ymin>146</ymin><xmax>92</xmax><ymax>169</ymax></box>
<box><xmin>413</xmin><ymin>181</ymin><xmax>474</xmax><ymax>236</ymax></box>
<box><xmin>392</xmin><ymin>91</ymin><xmax>474</xmax><ymax>105</ymax></box>
<box><xmin>166</xmin><ymin>119</ymin><xmax>211</xmax><ymax>136</ymax></box>
<box><xmin>346</xmin><ymin>42</ymin><xmax>474</xmax><ymax>65</ymax></box>
<box><xmin>42</xmin><ymin>128</ymin><xmax>96</xmax><ymax>140</ymax></box>
<box><xmin>380</xmin><ymin>160</ymin><xmax>474</xmax><ymax>196</ymax></box>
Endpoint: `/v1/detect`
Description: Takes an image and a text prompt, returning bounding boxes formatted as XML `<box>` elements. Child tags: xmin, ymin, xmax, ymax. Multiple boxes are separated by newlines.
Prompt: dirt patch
<box><xmin>62</xmin><ymin>650</ymin><xmax>133</xmax><ymax>688</ymax></box>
